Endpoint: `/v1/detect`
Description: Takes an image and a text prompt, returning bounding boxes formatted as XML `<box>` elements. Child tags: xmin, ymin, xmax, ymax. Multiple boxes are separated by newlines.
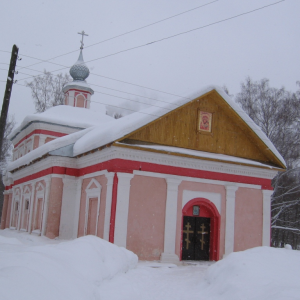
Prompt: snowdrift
<box><xmin>199</xmin><ymin>246</ymin><xmax>300</xmax><ymax>300</ymax></box>
<box><xmin>0</xmin><ymin>235</ymin><xmax>138</xmax><ymax>300</ymax></box>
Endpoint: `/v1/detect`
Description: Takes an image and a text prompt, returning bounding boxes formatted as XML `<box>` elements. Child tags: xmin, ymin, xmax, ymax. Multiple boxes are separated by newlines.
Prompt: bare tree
<box><xmin>271</xmin><ymin>168</ymin><xmax>300</xmax><ymax>249</ymax></box>
<box><xmin>0</xmin><ymin>115</ymin><xmax>15</xmax><ymax>172</ymax></box>
<box><xmin>26</xmin><ymin>70</ymin><xmax>71</xmax><ymax>112</ymax></box>
<box><xmin>236</xmin><ymin>77</ymin><xmax>300</xmax><ymax>168</ymax></box>
<box><xmin>0</xmin><ymin>115</ymin><xmax>15</xmax><ymax>221</ymax></box>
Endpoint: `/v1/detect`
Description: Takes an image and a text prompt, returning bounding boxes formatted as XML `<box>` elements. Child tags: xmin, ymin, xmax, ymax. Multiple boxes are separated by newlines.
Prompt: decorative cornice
<box><xmin>8</xmin><ymin>145</ymin><xmax>278</xmax><ymax>187</ymax></box>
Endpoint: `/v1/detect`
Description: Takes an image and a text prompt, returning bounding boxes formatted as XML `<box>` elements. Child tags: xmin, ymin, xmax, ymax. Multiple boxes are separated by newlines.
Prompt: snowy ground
<box><xmin>0</xmin><ymin>229</ymin><xmax>299</xmax><ymax>300</ymax></box>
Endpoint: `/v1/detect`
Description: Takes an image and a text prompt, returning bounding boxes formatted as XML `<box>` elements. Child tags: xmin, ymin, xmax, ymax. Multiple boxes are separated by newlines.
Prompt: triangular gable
<box><xmin>118</xmin><ymin>90</ymin><xmax>285</xmax><ymax>169</ymax></box>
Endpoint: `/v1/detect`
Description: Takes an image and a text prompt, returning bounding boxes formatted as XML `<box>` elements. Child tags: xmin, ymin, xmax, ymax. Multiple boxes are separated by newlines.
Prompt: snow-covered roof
<box><xmin>8</xmin><ymin>85</ymin><xmax>286</xmax><ymax>171</ymax></box>
<box><xmin>72</xmin><ymin>85</ymin><xmax>286</xmax><ymax>167</ymax></box>
<box><xmin>9</xmin><ymin>105</ymin><xmax>113</xmax><ymax>140</ymax></box>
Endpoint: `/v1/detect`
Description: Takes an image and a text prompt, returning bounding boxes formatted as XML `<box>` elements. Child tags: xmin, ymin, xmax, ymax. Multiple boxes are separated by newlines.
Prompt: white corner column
<box><xmin>41</xmin><ymin>176</ymin><xmax>52</xmax><ymax>236</ymax></box>
<box><xmin>262</xmin><ymin>190</ymin><xmax>273</xmax><ymax>246</ymax></box>
<box><xmin>103</xmin><ymin>172</ymin><xmax>114</xmax><ymax>241</ymax></box>
<box><xmin>17</xmin><ymin>184</ymin><xmax>24</xmax><ymax>231</ymax></box>
<box><xmin>224</xmin><ymin>185</ymin><xmax>238</xmax><ymax>257</ymax></box>
<box><xmin>114</xmin><ymin>173</ymin><xmax>134</xmax><ymax>247</ymax></box>
<box><xmin>59</xmin><ymin>176</ymin><xmax>83</xmax><ymax>239</ymax></box>
<box><xmin>160</xmin><ymin>178</ymin><xmax>182</xmax><ymax>263</ymax></box>
<box><xmin>28</xmin><ymin>182</ymin><xmax>35</xmax><ymax>233</ymax></box>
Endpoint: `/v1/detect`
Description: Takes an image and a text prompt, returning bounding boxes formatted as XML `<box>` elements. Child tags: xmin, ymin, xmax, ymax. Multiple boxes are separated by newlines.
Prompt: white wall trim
<box><xmin>84</xmin><ymin>178</ymin><xmax>102</xmax><ymax>236</ymax></box>
<box><xmin>28</xmin><ymin>182</ymin><xmax>35</xmax><ymax>233</ymax></box>
<box><xmin>262</xmin><ymin>190</ymin><xmax>273</xmax><ymax>246</ymax></box>
<box><xmin>59</xmin><ymin>176</ymin><xmax>83</xmax><ymax>239</ymax></box>
<box><xmin>182</xmin><ymin>190</ymin><xmax>222</xmax><ymax>214</ymax></box>
<box><xmin>20</xmin><ymin>186</ymin><xmax>31</xmax><ymax>231</ymax></box>
<box><xmin>103</xmin><ymin>172</ymin><xmax>115</xmax><ymax>241</ymax></box>
<box><xmin>133</xmin><ymin>170</ymin><xmax>261</xmax><ymax>190</ymax></box>
<box><xmin>113</xmin><ymin>173</ymin><xmax>134</xmax><ymax>247</ymax></box>
<box><xmin>224</xmin><ymin>185</ymin><xmax>238</xmax><ymax>257</ymax></box>
<box><xmin>160</xmin><ymin>178</ymin><xmax>182</xmax><ymax>263</ymax></box>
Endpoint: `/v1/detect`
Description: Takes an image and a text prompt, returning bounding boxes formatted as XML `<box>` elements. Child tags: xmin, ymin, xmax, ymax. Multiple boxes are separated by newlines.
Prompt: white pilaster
<box><xmin>114</xmin><ymin>173</ymin><xmax>134</xmax><ymax>247</ymax></box>
<box><xmin>262</xmin><ymin>190</ymin><xmax>273</xmax><ymax>246</ymax></box>
<box><xmin>59</xmin><ymin>177</ymin><xmax>83</xmax><ymax>239</ymax></box>
<box><xmin>17</xmin><ymin>185</ymin><xmax>24</xmax><ymax>231</ymax></box>
<box><xmin>224</xmin><ymin>185</ymin><xmax>238</xmax><ymax>257</ymax></box>
<box><xmin>41</xmin><ymin>176</ymin><xmax>51</xmax><ymax>236</ymax></box>
<box><xmin>160</xmin><ymin>178</ymin><xmax>182</xmax><ymax>263</ymax></box>
<box><xmin>28</xmin><ymin>182</ymin><xmax>35</xmax><ymax>233</ymax></box>
<box><xmin>103</xmin><ymin>172</ymin><xmax>115</xmax><ymax>241</ymax></box>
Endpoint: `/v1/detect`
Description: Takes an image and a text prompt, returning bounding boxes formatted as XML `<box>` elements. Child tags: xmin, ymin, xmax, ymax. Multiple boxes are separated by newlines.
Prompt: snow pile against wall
<box><xmin>199</xmin><ymin>246</ymin><xmax>300</xmax><ymax>300</ymax></box>
<box><xmin>0</xmin><ymin>234</ymin><xmax>138</xmax><ymax>300</ymax></box>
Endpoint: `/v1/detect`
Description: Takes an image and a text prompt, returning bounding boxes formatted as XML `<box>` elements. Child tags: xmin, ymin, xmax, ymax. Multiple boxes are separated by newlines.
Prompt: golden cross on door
<box><xmin>183</xmin><ymin>222</ymin><xmax>193</xmax><ymax>250</ymax></box>
<box><xmin>198</xmin><ymin>223</ymin><xmax>208</xmax><ymax>250</ymax></box>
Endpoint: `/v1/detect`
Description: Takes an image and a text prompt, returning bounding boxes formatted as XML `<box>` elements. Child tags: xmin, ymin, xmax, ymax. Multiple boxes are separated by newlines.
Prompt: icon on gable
<box><xmin>198</xmin><ymin>111</ymin><xmax>213</xmax><ymax>133</ymax></box>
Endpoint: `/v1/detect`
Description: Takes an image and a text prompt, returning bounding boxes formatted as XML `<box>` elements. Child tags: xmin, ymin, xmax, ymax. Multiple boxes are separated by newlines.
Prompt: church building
<box><xmin>1</xmin><ymin>49</ymin><xmax>286</xmax><ymax>263</ymax></box>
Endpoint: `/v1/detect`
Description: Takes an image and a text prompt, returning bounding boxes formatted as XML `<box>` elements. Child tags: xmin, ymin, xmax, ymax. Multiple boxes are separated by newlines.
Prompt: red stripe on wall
<box><xmin>10</xmin><ymin>158</ymin><xmax>273</xmax><ymax>190</ymax></box>
<box><xmin>14</xmin><ymin>130</ymin><xmax>67</xmax><ymax>148</ymax></box>
<box><xmin>109</xmin><ymin>173</ymin><xmax>118</xmax><ymax>243</ymax></box>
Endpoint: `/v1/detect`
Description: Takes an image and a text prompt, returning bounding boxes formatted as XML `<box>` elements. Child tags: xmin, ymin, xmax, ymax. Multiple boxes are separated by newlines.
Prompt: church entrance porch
<box><xmin>181</xmin><ymin>198</ymin><xmax>220</xmax><ymax>261</ymax></box>
<box><xmin>182</xmin><ymin>216</ymin><xmax>210</xmax><ymax>260</ymax></box>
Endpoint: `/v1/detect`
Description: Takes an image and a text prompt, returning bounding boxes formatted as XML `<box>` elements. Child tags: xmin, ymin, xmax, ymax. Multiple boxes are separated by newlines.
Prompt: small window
<box><xmin>193</xmin><ymin>205</ymin><xmax>200</xmax><ymax>216</ymax></box>
<box><xmin>25</xmin><ymin>200</ymin><xmax>29</xmax><ymax>210</ymax></box>
<box><xmin>15</xmin><ymin>202</ymin><xmax>19</xmax><ymax>211</ymax></box>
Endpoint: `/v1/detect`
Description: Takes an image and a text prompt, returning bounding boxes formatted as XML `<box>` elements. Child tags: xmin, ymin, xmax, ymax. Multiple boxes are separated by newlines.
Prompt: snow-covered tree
<box><xmin>26</xmin><ymin>70</ymin><xmax>71</xmax><ymax>113</ymax></box>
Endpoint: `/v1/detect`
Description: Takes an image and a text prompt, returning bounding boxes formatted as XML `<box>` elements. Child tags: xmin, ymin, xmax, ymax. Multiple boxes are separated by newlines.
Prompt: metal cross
<box><xmin>183</xmin><ymin>222</ymin><xmax>193</xmax><ymax>250</ymax></box>
<box><xmin>78</xmin><ymin>30</ymin><xmax>89</xmax><ymax>50</ymax></box>
<box><xmin>198</xmin><ymin>223</ymin><xmax>208</xmax><ymax>250</ymax></box>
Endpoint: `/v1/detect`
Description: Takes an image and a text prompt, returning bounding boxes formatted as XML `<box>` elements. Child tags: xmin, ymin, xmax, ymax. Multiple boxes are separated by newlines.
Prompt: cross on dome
<box><xmin>78</xmin><ymin>30</ymin><xmax>88</xmax><ymax>50</ymax></box>
<box><xmin>69</xmin><ymin>31</ymin><xmax>90</xmax><ymax>81</ymax></box>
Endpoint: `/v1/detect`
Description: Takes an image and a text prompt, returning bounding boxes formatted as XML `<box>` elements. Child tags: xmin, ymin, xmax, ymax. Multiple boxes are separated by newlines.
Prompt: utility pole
<box><xmin>0</xmin><ymin>44</ymin><xmax>19</xmax><ymax>161</ymax></box>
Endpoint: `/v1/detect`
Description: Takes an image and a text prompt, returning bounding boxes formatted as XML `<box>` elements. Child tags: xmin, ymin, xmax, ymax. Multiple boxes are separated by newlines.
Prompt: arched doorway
<box><xmin>181</xmin><ymin>198</ymin><xmax>220</xmax><ymax>261</ymax></box>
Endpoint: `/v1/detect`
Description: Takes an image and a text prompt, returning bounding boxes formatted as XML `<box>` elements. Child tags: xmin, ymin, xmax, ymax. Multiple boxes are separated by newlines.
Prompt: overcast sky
<box><xmin>0</xmin><ymin>0</ymin><xmax>299</xmax><ymax>125</ymax></box>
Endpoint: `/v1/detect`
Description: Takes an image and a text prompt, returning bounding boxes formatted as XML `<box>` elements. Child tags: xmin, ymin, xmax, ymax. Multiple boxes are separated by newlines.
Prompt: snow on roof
<box><xmin>8</xmin><ymin>85</ymin><xmax>285</xmax><ymax>171</ymax></box>
<box><xmin>73</xmin><ymin>85</ymin><xmax>286</xmax><ymax>167</ymax></box>
<box><xmin>9</xmin><ymin>105</ymin><xmax>113</xmax><ymax>140</ymax></box>
<box><xmin>7</xmin><ymin>128</ymin><xmax>93</xmax><ymax>171</ymax></box>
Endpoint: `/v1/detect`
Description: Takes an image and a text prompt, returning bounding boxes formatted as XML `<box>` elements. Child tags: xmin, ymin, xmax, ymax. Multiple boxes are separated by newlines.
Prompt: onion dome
<box><xmin>69</xmin><ymin>50</ymin><xmax>90</xmax><ymax>81</ymax></box>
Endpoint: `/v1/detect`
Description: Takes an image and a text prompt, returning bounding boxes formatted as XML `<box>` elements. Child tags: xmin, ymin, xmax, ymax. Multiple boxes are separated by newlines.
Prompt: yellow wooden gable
<box><xmin>115</xmin><ymin>89</ymin><xmax>285</xmax><ymax>170</ymax></box>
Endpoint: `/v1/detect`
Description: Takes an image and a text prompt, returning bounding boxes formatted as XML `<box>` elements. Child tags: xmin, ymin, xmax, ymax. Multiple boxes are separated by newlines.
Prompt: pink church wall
<box><xmin>20</xmin><ymin>184</ymin><xmax>32</xmax><ymax>231</ymax></box>
<box><xmin>234</xmin><ymin>188</ymin><xmax>263</xmax><ymax>251</ymax></box>
<box><xmin>45</xmin><ymin>137</ymin><xmax>55</xmax><ymax>144</ymax></box>
<box><xmin>31</xmin><ymin>180</ymin><xmax>45</xmax><ymax>232</ymax></box>
<box><xmin>126</xmin><ymin>175</ymin><xmax>167</xmax><ymax>261</ymax></box>
<box><xmin>76</xmin><ymin>95</ymin><xmax>85</xmax><ymax>108</ymax></box>
<box><xmin>177</xmin><ymin>181</ymin><xmax>226</xmax><ymax>259</ymax></box>
<box><xmin>33</xmin><ymin>136</ymin><xmax>39</xmax><ymax>150</ymax></box>
<box><xmin>78</xmin><ymin>175</ymin><xmax>107</xmax><ymax>238</ymax></box>
<box><xmin>45</xmin><ymin>178</ymin><xmax>63</xmax><ymax>239</ymax></box>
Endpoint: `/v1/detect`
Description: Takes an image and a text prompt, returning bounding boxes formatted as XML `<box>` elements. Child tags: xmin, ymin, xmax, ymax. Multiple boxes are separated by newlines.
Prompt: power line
<box><xmin>89</xmin><ymin>82</ymin><xmax>182</xmax><ymax>105</ymax></box>
<box><xmin>19</xmin><ymin>0</ymin><xmax>285</xmax><ymax>71</ymax></box>
<box><xmin>16</xmin><ymin>0</ymin><xmax>219</xmax><ymax>71</ymax></box>
<box><xmin>12</xmin><ymin>81</ymin><xmax>165</xmax><ymax>118</ymax></box>
<box><xmin>17</xmin><ymin>0</ymin><xmax>285</xmax><ymax>82</ymax></box>
<box><xmin>83</xmin><ymin>0</ymin><xmax>286</xmax><ymax>65</ymax></box>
